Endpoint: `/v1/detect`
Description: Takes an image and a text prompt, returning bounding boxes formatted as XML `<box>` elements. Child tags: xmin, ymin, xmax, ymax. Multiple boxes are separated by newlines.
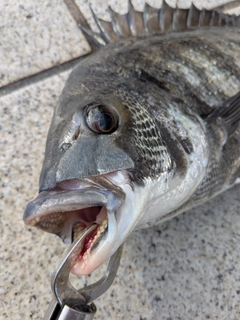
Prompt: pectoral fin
<box><xmin>207</xmin><ymin>90</ymin><xmax>240</xmax><ymax>136</ymax></box>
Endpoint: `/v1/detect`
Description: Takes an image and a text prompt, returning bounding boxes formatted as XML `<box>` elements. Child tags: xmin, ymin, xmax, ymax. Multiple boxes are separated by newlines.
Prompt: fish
<box><xmin>23</xmin><ymin>1</ymin><xmax>240</xmax><ymax>276</ymax></box>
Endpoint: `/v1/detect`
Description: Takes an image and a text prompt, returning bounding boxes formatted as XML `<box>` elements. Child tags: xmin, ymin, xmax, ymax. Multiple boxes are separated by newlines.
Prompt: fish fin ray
<box><xmin>108</xmin><ymin>6</ymin><xmax>131</xmax><ymax>38</ymax></box>
<box><xmin>207</xmin><ymin>90</ymin><xmax>240</xmax><ymax>136</ymax></box>
<box><xmin>187</xmin><ymin>3</ymin><xmax>201</xmax><ymax>28</ymax></box>
<box><xmin>96</xmin><ymin>18</ymin><xmax>118</xmax><ymax>42</ymax></box>
<box><xmin>89</xmin><ymin>6</ymin><xmax>115</xmax><ymax>43</ymax></box>
<box><xmin>127</xmin><ymin>0</ymin><xmax>144</xmax><ymax>36</ymax></box>
<box><xmin>79</xmin><ymin>25</ymin><xmax>107</xmax><ymax>47</ymax></box>
<box><xmin>212</xmin><ymin>0</ymin><xmax>240</xmax><ymax>13</ymax></box>
<box><xmin>173</xmin><ymin>7</ymin><xmax>189</xmax><ymax>30</ymax></box>
<box><xmin>143</xmin><ymin>3</ymin><xmax>160</xmax><ymax>32</ymax></box>
<box><xmin>79</xmin><ymin>2</ymin><xmax>240</xmax><ymax>48</ymax></box>
<box><xmin>159</xmin><ymin>1</ymin><xmax>174</xmax><ymax>32</ymax></box>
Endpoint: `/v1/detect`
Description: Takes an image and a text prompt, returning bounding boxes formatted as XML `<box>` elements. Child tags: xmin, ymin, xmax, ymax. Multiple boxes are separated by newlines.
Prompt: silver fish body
<box><xmin>24</xmin><ymin>3</ymin><xmax>240</xmax><ymax>275</ymax></box>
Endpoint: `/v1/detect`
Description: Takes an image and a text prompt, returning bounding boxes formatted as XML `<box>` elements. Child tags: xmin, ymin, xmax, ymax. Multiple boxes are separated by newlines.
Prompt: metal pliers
<box><xmin>43</xmin><ymin>225</ymin><xmax>123</xmax><ymax>320</ymax></box>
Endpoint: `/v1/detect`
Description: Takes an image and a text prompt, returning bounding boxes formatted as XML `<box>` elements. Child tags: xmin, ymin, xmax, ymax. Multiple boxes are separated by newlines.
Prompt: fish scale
<box><xmin>116</xmin><ymin>90</ymin><xmax>171</xmax><ymax>179</ymax></box>
<box><xmin>24</xmin><ymin>1</ymin><xmax>240</xmax><ymax>277</ymax></box>
<box><xmin>109</xmin><ymin>31</ymin><xmax>240</xmax><ymax>105</ymax></box>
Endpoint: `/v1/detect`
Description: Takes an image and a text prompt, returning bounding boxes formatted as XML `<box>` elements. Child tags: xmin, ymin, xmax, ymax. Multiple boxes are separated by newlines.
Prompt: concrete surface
<box><xmin>0</xmin><ymin>1</ymin><xmax>240</xmax><ymax>319</ymax></box>
<box><xmin>0</xmin><ymin>0</ymin><xmax>90</xmax><ymax>87</ymax></box>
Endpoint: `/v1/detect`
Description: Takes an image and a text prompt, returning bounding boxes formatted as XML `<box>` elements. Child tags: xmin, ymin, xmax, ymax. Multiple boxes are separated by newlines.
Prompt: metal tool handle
<box><xmin>43</xmin><ymin>298</ymin><xmax>60</xmax><ymax>320</ymax></box>
<box><xmin>43</xmin><ymin>225</ymin><xmax>123</xmax><ymax>320</ymax></box>
<box><xmin>57</xmin><ymin>303</ymin><xmax>96</xmax><ymax>320</ymax></box>
<box><xmin>43</xmin><ymin>297</ymin><xmax>96</xmax><ymax>320</ymax></box>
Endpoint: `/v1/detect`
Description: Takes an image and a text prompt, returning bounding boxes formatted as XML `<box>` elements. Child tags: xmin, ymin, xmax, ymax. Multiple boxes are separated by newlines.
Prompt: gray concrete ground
<box><xmin>1</xmin><ymin>1</ymin><xmax>240</xmax><ymax>319</ymax></box>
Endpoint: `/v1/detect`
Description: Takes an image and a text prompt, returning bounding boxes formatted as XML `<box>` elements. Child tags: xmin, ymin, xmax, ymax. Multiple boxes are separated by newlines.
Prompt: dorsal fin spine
<box><xmin>108</xmin><ymin>6</ymin><xmax>122</xmax><ymax>38</ymax></box>
<box><xmin>108</xmin><ymin>7</ymin><xmax>131</xmax><ymax>38</ymax></box>
<box><xmin>160</xmin><ymin>1</ymin><xmax>174</xmax><ymax>32</ymax></box>
<box><xmin>127</xmin><ymin>0</ymin><xmax>136</xmax><ymax>36</ymax></box>
<box><xmin>80</xmin><ymin>25</ymin><xmax>106</xmax><ymax>47</ymax></box>
<box><xmin>186</xmin><ymin>4</ymin><xmax>200</xmax><ymax>28</ymax></box>
<box><xmin>89</xmin><ymin>6</ymin><xmax>111</xmax><ymax>43</ymax></box>
<box><xmin>81</xmin><ymin>2</ymin><xmax>240</xmax><ymax>49</ymax></box>
<box><xmin>143</xmin><ymin>3</ymin><xmax>160</xmax><ymax>33</ymax></box>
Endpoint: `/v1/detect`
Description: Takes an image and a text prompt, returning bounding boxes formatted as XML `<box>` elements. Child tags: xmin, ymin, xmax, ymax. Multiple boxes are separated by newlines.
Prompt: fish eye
<box><xmin>86</xmin><ymin>105</ymin><xmax>118</xmax><ymax>134</ymax></box>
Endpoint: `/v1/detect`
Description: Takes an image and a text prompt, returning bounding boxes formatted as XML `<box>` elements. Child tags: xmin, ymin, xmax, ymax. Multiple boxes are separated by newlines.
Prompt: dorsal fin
<box><xmin>81</xmin><ymin>0</ymin><xmax>240</xmax><ymax>48</ymax></box>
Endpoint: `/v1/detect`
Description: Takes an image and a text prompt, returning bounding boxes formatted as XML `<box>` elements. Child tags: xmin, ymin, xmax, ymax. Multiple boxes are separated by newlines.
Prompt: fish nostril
<box><xmin>61</xmin><ymin>143</ymin><xmax>72</xmax><ymax>152</ymax></box>
<box><xmin>60</xmin><ymin>126</ymin><xmax>80</xmax><ymax>152</ymax></box>
<box><xmin>73</xmin><ymin>127</ymin><xmax>80</xmax><ymax>140</ymax></box>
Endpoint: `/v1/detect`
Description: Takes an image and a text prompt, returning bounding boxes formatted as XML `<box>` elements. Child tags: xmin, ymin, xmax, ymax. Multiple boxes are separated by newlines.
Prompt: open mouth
<box><xmin>34</xmin><ymin>204</ymin><xmax>109</xmax><ymax>260</ymax></box>
<box><xmin>24</xmin><ymin>176</ymin><xmax>125</xmax><ymax>274</ymax></box>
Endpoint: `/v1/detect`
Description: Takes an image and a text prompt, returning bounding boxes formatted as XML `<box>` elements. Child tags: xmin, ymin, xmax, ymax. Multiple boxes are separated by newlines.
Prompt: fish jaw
<box><xmin>23</xmin><ymin>172</ymin><xmax>142</xmax><ymax>275</ymax></box>
<box><xmin>71</xmin><ymin>172</ymin><xmax>143</xmax><ymax>275</ymax></box>
<box><xmin>71</xmin><ymin>208</ymin><xmax>118</xmax><ymax>275</ymax></box>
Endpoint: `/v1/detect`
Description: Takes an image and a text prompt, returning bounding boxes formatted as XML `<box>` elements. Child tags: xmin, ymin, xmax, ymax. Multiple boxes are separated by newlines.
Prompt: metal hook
<box><xmin>43</xmin><ymin>224</ymin><xmax>123</xmax><ymax>319</ymax></box>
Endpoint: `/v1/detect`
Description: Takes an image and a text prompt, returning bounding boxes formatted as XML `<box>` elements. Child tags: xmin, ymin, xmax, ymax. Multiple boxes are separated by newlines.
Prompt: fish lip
<box><xmin>23</xmin><ymin>177</ymin><xmax>125</xmax><ymax>243</ymax></box>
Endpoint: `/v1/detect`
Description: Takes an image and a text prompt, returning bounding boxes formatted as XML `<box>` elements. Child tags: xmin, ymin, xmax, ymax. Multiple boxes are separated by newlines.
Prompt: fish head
<box><xmin>24</xmin><ymin>51</ymin><xmax>203</xmax><ymax>275</ymax></box>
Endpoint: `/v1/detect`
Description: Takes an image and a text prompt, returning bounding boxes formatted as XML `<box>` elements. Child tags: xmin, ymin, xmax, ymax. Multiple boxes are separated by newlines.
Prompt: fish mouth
<box><xmin>23</xmin><ymin>175</ymin><xmax>126</xmax><ymax>275</ymax></box>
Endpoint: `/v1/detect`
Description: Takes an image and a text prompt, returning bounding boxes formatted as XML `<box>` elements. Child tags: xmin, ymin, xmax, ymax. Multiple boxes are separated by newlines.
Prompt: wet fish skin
<box><xmin>24</xmin><ymin>4</ymin><xmax>240</xmax><ymax>274</ymax></box>
<box><xmin>41</xmin><ymin>28</ymin><xmax>240</xmax><ymax>192</ymax></box>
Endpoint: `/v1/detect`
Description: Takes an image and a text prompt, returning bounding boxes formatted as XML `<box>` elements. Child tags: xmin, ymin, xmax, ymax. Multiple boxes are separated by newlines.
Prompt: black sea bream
<box><xmin>24</xmin><ymin>2</ymin><xmax>240</xmax><ymax>276</ymax></box>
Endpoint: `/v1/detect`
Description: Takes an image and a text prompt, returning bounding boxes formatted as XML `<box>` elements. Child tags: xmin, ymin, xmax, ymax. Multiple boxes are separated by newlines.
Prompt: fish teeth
<box><xmin>95</xmin><ymin>216</ymin><xmax>108</xmax><ymax>237</ymax></box>
<box><xmin>78</xmin><ymin>216</ymin><xmax>109</xmax><ymax>270</ymax></box>
<box><xmin>73</xmin><ymin>223</ymin><xmax>85</xmax><ymax>240</ymax></box>
<box><xmin>72</xmin><ymin>215</ymin><xmax>108</xmax><ymax>242</ymax></box>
